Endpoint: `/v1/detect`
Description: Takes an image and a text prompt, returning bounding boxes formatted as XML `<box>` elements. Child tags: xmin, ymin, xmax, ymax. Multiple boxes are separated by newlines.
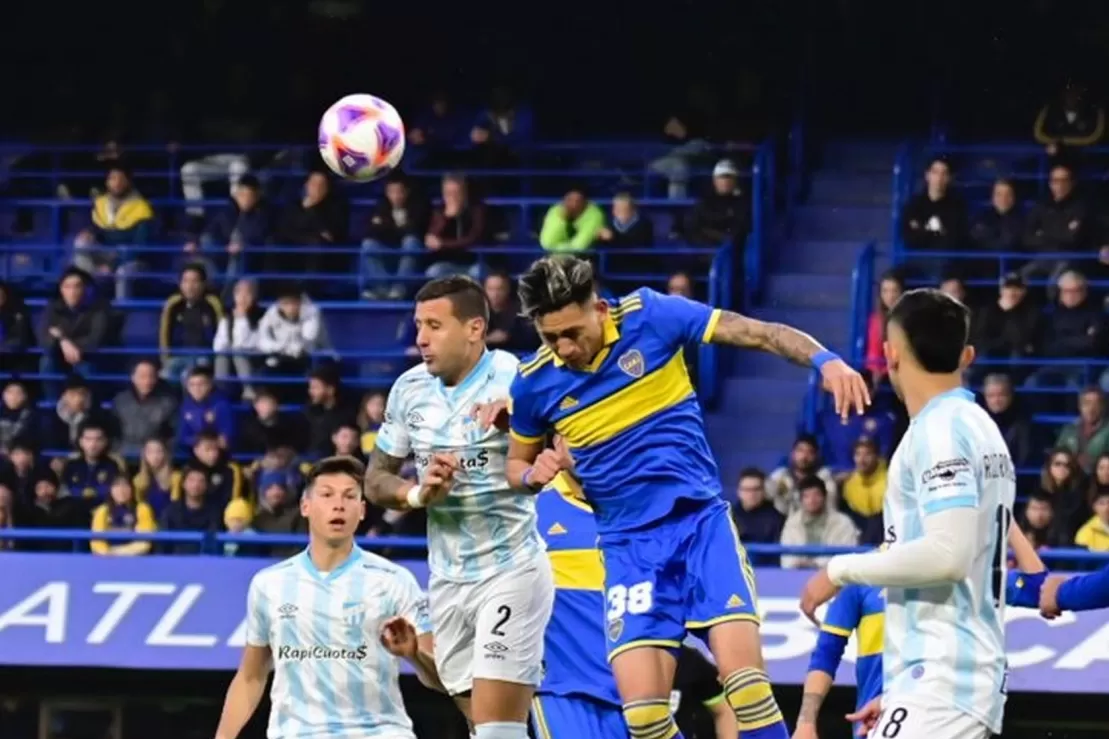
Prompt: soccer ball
<box><xmin>318</xmin><ymin>94</ymin><xmax>406</xmax><ymax>182</ymax></box>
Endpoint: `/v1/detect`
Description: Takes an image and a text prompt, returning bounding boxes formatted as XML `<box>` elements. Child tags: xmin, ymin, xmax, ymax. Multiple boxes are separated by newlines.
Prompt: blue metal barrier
<box><xmin>742</xmin><ymin>141</ymin><xmax>776</xmax><ymax>309</ymax></box>
<box><xmin>3</xmin><ymin>528</ymin><xmax>1107</xmax><ymax>565</ymax></box>
<box><xmin>894</xmin><ymin>249</ymin><xmax>1109</xmax><ymax>287</ymax></box>
<box><xmin>891</xmin><ymin>142</ymin><xmax>913</xmax><ymax>260</ymax></box>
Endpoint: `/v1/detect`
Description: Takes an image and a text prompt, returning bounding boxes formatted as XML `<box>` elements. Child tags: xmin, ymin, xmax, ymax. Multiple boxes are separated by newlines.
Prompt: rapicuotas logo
<box><xmin>276</xmin><ymin>645</ymin><xmax>369</xmax><ymax>662</ymax></box>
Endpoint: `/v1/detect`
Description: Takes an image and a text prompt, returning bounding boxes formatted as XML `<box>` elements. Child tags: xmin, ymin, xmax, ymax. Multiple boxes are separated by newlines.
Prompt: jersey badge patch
<box><xmin>618</xmin><ymin>349</ymin><xmax>645</xmax><ymax>378</ymax></box>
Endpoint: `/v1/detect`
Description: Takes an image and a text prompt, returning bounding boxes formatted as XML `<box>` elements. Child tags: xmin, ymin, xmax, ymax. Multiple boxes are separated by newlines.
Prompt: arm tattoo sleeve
<box><xmin>797</xmin><ymin>691</ymin><xmax>825</xmax><ymax>724</ymax></box>
<box><xmin>364</xmin><ymin>448</ymin><xmax>412</xmax><ymax>509</ymax></box>
<box><xmin>710</xmin><ymin>310</ymin><xmax>826</xmax><ymax>368</ymax></box>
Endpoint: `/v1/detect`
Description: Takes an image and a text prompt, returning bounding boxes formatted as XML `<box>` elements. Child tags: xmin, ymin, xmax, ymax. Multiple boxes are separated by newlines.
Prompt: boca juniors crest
<box><xmin>617</xmin><ymin>349</ymin><xmax>645</xmax><ymax>378</ymax></box>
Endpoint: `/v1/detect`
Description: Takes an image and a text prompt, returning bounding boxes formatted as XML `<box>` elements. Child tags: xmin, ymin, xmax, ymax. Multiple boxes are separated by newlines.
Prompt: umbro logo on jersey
<box><xmin>547</xmin><ymin>522</ymin><xmax>567</xmax><ymax>535</ymax></box>
<box><xmin>406</xmin><ymin>411</ymin><xmax>424</xmax><ymax>429</ymax></box>
<box><xmin>483</xmin><ymin>641</ymin><xmax>509</xmax><ymax>661</ymax></box>
<box><xmin>726</xmin><ymin>594</ymin><xmax>745</xmax><ymax>609</ymax></box>
<box><xmin>559</xmin><ymin>396</ymin><xmax>579</xmax><ymax>410</ymax></box>
<box><xmin>278</xmin><ymin>603</ymin><xmax>298</xmax><ymax>618</ymax></box>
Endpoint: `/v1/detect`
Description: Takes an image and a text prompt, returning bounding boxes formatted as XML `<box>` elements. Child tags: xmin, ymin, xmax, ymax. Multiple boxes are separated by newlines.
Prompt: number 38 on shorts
<box><xmin>606</xmin><ymin>581</ymin><xmax>655</xmax><ymax>621</ymax></box>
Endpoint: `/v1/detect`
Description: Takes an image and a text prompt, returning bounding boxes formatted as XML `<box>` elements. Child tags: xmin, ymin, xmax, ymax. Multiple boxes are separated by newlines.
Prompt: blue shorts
<box><xmin>599</xmin><ymin>498</ymin><xmax>759</xmax><ymax>659</ymax></box>
<box><xmin>531</xmin><ymin>694</ymin><xmax>627</xmax><ymax>739</ymax></box>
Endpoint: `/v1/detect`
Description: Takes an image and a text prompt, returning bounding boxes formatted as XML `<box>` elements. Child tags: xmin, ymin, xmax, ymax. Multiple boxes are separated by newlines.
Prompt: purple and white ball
<box><xmin>318</xmin><ymin>94</ymin><xmax>406</xmax><ymax>182</ymax></box>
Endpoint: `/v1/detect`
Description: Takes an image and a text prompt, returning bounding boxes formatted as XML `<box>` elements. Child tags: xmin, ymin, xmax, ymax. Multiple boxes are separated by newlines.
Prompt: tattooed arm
<box><xmin>364</xmin><ymin>448</ymin><xmax>417</xmax><ymax>510</ymax></box>
<box><xmin>795</xmin><ymin>671</ymin><xmax>834</xmax><ymax>732</ymax></box>
<box><xmin>709</xmin><ymin>310</ymin><xmax>826</xmax><ymax>368</ymax></box>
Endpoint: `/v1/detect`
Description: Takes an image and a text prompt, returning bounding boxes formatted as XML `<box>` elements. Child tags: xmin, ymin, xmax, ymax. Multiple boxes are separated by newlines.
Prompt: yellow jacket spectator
<box><xmin>61</xmin><ymin>420</ymin><xmax>127</xmax><ymax>504</ymax></box>
<box><xmin>174</xmin><ymin>432</ymin><xmax>244</xmax><ymax>508</ymax></box>
<box><xmin>1075</xmin><ymin>490</ymin><xmax>1109</xmax><ymax>552</ymax></box>
<box><xmin>223</xmin><ymin>498</ymin><xmax>257</xmax><ymax>557</ymax></box>
<box><xmin>840</xmin><ymin>439</ymin><xmax>888</xmax><ymax>518</ymax></box>
<box><xmin>91</xmin><ymin>477</ymin><xmax>157</xmax><ymax>556</ymax></box>
<box><xmin>133</xmin><ymin>438</ymin><xmax>181</xmax><ymax>518</ymax></box>
<box><xmin>90</xmin><ymin>164</ymin><xmax>154</xmax><ymax>247</ymax></box>
<box><xmin>159</xmin><ymin>264</ymin><xmax>224</xmax><ymax>368</ymax></box>
<box><xmin>539</xmin><ymin>187</ymin><xmax>605</xmax><ymax>253</ymax></box>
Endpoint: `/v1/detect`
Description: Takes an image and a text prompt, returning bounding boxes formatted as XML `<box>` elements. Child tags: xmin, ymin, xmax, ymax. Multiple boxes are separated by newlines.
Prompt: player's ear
<box><xmin>959</xmin><ymin>344</ymin><xmax>976</xmax><ymax>371</ymax></box>
<box><xmin>299</xmin><ymin>489</ymin><xmax>311</xmax><ymax>517</ymax></box>
<box><xmin>883</xmin><ymin>340</ymin><xmax>897</xmax><ymax>370</ymax></box>
<box><xmin>358</xmin><ymin>498</ymin><xmax>366</xmax><ymax>521</ymax></box>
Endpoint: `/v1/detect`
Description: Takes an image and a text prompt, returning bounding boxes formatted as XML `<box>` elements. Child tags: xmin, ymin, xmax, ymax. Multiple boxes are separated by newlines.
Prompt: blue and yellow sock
<box><xmin>722</xmin><ymin>667</ymin><xmax>788</xmax><ymax>739</ymax></box>
<box><xmin>623</xmin><ymin>698</ymin><xmax>684</xmax><ymax>739</ymax></box>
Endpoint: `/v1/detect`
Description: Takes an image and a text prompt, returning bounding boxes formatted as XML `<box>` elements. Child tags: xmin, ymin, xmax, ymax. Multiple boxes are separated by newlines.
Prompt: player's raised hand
<box><xmin>552</xmin><ymin>435</ymin><xmax>575</xmax><ymax>472</ymax></box>
<box><xmin>416</xmin><ymin>453</ymin><xmax>459</xmax><ymax>507</ymax></box>
<box><xmin>845</xmin><ymin>697</ymin><xmax>881</xmax><ymax>736</ymax></box>
<box><xmin>526</xmin><ymin>448</ymin><xmax>566</xmax><ymax>488</ymax></box>
<box><xmin>472</xmin><ymin>399</ymin><xmax>510</xmax><ymax>431</ymax></box>
<box><xmin>380</xmin><ymin>616</ymin><xmax>419</xmax><ymax>659</ymax></box>
<box><xmin>799</xmin><ymin>568</ymin><xmax>840</xmax><ymax>626</ymax></box>
<box><xmin>819</xmin><ymin>358</ymin><xmax>871</xmax><ymax>422</ymax></box>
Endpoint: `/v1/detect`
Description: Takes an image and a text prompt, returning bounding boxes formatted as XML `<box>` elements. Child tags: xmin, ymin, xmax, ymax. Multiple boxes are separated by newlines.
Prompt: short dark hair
<box><xmin>181</xmin><ymin>263</ymin><xmax>208</xmax><ymax>282</ymax></box>
<box><xmin>517</xmin><ymin>255</ymin><xmax>596</xmax><ymax>320</ymax></box>
<box><xmin>188</xmin><ymin>364</ymin><xmax>214</xmax><ymax>380</ymax></box>
<box><xmin>887</xmin><ymin>288</ymin><xmax>970</xmax><ymax>373</ymax></box>
<box><xmin>77</xmin><ymin>420</ymin><xmax>107</xmax><ymax>438</ymax></box>
<box><xmin>194</xmin><ymin>430</ymin><xmax>220</xmax><ymax>446</ymax></box>
<box><xmin>415</xmin><ymin>275</ymin><xmax>489</xmax><ymax>324</ymax></box>
<box><xmin>738</xmin><ymin>467</ymin><xmax>765</xmax><ymax>484</ymax></box>
<box><xmin>797</xmin><ymin>475</ymin><xmax>827</xmax><ymax>496</ymax></box>
<box><xmin>306</xmin><ymin>455</ymin><xmax>366</xmax><ymax>493</ymax></box>
<box><xmin>793</xmin><ymin>433</ymin><xmax>819</xmax><ymax>450</ymax></box>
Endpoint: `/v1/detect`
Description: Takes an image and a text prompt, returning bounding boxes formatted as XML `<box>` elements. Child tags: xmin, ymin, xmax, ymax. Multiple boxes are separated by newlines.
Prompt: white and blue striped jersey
<box><xmin>246</xmin><ymin>546</ymin><xmax>431</xmax><ymax>739</ymax></box>
<box><xmin>882</xmin><ymin>388</ymin><xmax>1016</xmax><ymax>734</ymax></box>
<box><xmin>375</xmin><ymin>349</ymin><xmax>544</xmax><ymax>583</ymax></box>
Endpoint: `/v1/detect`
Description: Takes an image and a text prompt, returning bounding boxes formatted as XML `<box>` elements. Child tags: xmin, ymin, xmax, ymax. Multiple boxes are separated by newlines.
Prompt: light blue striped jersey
<box><xmin>883</xmin><ymin>388</ymin><xmax>1015</xmax><ymax>734</ymax></box>
<box><xmin>245</xmin><ymin>546</ymin><xmax>431</xmax><ymax>739</ymax></box>
<box><xmin>375</xmin><ymin>349</ymin><xmax>544</xmax><ymax>582</ymax></box>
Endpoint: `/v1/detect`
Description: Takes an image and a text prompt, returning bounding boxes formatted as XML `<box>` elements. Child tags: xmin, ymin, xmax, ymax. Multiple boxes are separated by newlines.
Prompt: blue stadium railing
<box><xmin>4</xmin><ymin>529</ymin><xmax>1108</xmax><ymax>567</ymax></box>
<box><xmin>743</xmin><ymin>142</ymin><xmax>776</xmax><ymax>310</ymax></box>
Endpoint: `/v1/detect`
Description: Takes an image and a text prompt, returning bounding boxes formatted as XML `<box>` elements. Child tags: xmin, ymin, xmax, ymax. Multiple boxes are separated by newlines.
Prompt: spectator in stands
<box><xmin>483</xmin><ymin>272</ymin><xmax>534</xmax><ymax>354</ymax></box>
<box><xmin>462</xmin><ymin>122</ymin><xmax>519</xmax><ymax>174</ymax></box>
<box><xmin>361</xmin><ymin>173</ymin><xmax>431</xmax><ymax>299</ymax></box>
<box><xmin>1034</xmin><ymin>82</ymin><xmax>1105</xmax><ymax>154</ymax></box>
<box><xmin>980</xmin><ymin>374</ymin><xmax>1033</xmax><ymax>468</ymax></box>
<box><xmin>0</xmin><ymin>438</ymin><xmax>38</xmax><ymax>506</ymax></box>
<box><xmin>252</xmin><ymin>475</ymin><xmax>307</xmax><ymax>557</ymax></box>
<box><xmin>132</xmin><ymin>438</ymin><xmax>179</xmax><ymax>518</ymax></box>
<box><xmin>837</xmin><ymin>436</ymin><xmax>886</xmax><ymax>545</ymax></box>
<box><xmin>1055</xmin><ymin>386</ymin><xmax>1109</xmax><ymax>474</ymax></box>
<box><xmin>1038</xmin><ymin>447</ymin><xmax>1090</xmax><ymax>538</ymax></box>
<box><xmin>0</xmin><ymin>498</ymin><xmax>11</xmax><ymax>551</ymax></box>
<box><xmin>239</xmin><ymin>389</ymin><xmax>299</xmax><ymax>456</ymax></box>
<box><xmin>60</xmin><ymin>420</ymin><xmax>126</xmax><ymax>505</ymax></box>
<box><xmin>159</xmin><ymin>264</ymin><xmax>224</xmax><ymax>381</ymax></box>
<box><xmin>667</xmin><ymin>272</ymin><xmax>694</xmax><ymax>298</ymax></box>
<box><xmin>779</xmin><ymin>476</ymin><xmax>858</xmax><ymax>569</ymax></box>
<box><xmin>969</xmin><ymin>179</ymin><xmax>1025</xmax><ymax>276</ymax></box>
<box><xmin>0</xmin><ymin>381</ymin><xmax>36</xmax><ymax>455</ymax></box>
<box><xmin>90</xmin><ymin>477</ymin><xmax>156</xmax><ymax>556</ymax></box>
<box><xmin>250</xmin><ymin>444</ymin><xmax>310</xmax><ymax>504</ymax></box>
<box><xmin>1019</xmin><ymin>492</ymin><xmax>1068</xmax><ymax>549</ymax></box>
<box><xmin>864</xmin><ymin>272</ymin><xmax>904</xmax><ymax>385</ymax></box>
<box><xmin>305</xmin><ymin>364</ymin><xmax>354</xmax><ymax>458</ymax></box>
<box><xmin>687</xmin><ymin>159</ymin><xmax>749</xmax><ymax>247</ymax></box>
<box><xmin>183</xmin><ymin>431</ymin><xmax>243</xmax><ymax>509</ymax></box>
<box><xmin>257</xmin><ymin>286</ymin><xmax>329</xmax><ymax>391</ymax></box>
<box><xmin>1022</xmin><ymin>164</ymin><xmax>1093</xmax><ymax>281</ymax></box>
<box><xmin>596</xmin><ymin>191</ymin><xmax>656</xmax><ymax>254</ymax></box>
<box><xmin>971</xmin><ymin>274</ymin><xmax>1039</xmax><ymax>382</ymax></box>
<box><xmin>46</xmin><ymin>375</ymin><xmax>108</xmax><ymax>451</ymax></box>
<box><xmin>113</xmin><ymin>359</ymin><xmax>179</xmax><ymax>458</ymax></box>
<box><xmin>651</xmin><ymin>86</ymin><xmax>720</xmax><ymax>199</ymax></box>
<box><xmin>331</xmin><ymin>422</ymin><xmax>365</xmax><ymax>462</ymax></box>
<box><xmin>408</xmin><ymin>91</ymin><xmax>468</xmax><ymax>161</ymax></box>
<box><xmin>179</xmin><ymin>365</ymin><xmax>233</xmax><ymax>450</ymax></box>
<box><xmin>221</xmin><ymin>498</ymin><xmax>258</xmax><ymax>557</ymax></box>
<box><xmin>899</xmin><ymin>157</ymin><xmax>968</xmax><ymax>262</ymax></box>
<box><xmin>357</xmin><ymin>391</ymin><xmax>385</xmax><ymax>455</ymax></box>
<box><xmin>197</xmin><ymin>173</ymin><xmax>273</xmax><ymax>281</ymax></box>
<box><xmin>73</xmin><ymin>163</ymin><xmax>154</xmax><ymax>299</ymax></box>
<box><xmin>473</xmin><ymin>86</ymin><xmax>534</xmax><ymax>149</ymax></box>
<box><xmin>38</xmin><ymin>267</ymin><xmax>109</xmax><ymax>398</ymax></box>
<box><xmin>1075</xmin><ymin>489</ymin><xmax>1109</xmax><ymax>551</ymax></box>
<box><xmin>539</xmin><ymin>184</ymin><xmax>605</xmax><ymax>254</ymax></box>
<box><xmin>939</xmin><ymin>275</ymin><xmax>968</xmax><ymax>305</ymax></box>
<box><xmin>213</xmin><ymin>278</ymin><xmax>264</xmax><ymax>400</ymax></box>
<box><xmin>423</xmin><ymin>173</ymin><xmax>488</xmax><ymax>277</ymax></box>
<box><xmin>159</xmin><ymin>467</ymin><xmax>222</xmax><ymax>554</ymax></box>
<box><xmin>1030</xmin><ymin>271</ymin><xmax>1105</xmax><ymax>389</ymax></box>
<box><xmin>17</xmin><ymin>470</ymin><xmax>87</xmax><ymax>550</ymax></box>
<box><xmin>0</xmin><ymin>281</ymin><xmax>35</xmax><ymax>375</ymax></box>
<box><xmin>767</xmin><ymin>434</ymin><xmax>838</xmax><ymax>516</ymax></box>
<box><xmin>730</xmin><ymin>468</ymin><xmax>785</xmax><ymax>566</ymax></box>
<box><xmin>274</xmin><ymin>170</ymin><xmax>350</xmax><ymax>275</ymax></box>
<box><xmin>179</xmin><ymin>149</ymin><xmax>250</xmax><ymax>221</ymax></box>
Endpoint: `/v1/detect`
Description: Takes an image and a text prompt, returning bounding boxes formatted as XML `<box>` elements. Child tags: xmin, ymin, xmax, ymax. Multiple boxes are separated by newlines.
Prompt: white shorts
<box><xmin>429</xmin><ymin>551</ymin><xmax>554</xmax><ymax>696</ymax></box>
<box><xmin>869</xmin><ymin>698</ymin><xmax>991</xmax><ymax>739</ymax></box>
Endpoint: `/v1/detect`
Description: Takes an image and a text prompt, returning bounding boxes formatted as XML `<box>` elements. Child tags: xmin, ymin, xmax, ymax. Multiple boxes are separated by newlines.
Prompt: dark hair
<box><xmin>415</xmin><ymin>275</ymin><xmax>489</xmax><ymax>324</ymax></box>
<box><xmin>188</xmin><ymin>364</ymin><xmax>214</xmax><ymax>380</ymax></box>
<box><xmin>854</xmin><ymin>435</ymin><xmax>878</xmax><ymax>452</ymax></box>
<box><xmin>238</xmin><ymin>173</ymin><xmax>261</xmax><ymax>190</ymax></box>
<box><xmin>793</xmin><ymin>433</ymin><xmax>819</xmax><ymax>450</ymax></box>
<box><xmin>309</xmin><ymin>362</ymin><xmax>341</xmax><ymax>388</ymax></box>
<box><xmin>77</xmin><ymin>420</ymin><xmax>107</xmax><ymax>438</ymax></box>
<box><xmin>797</xmin><ymin>475</ymin><xmax>828</xmax><ymax>496</ymax></box>
<box><xmin>306</xmin><ymin>455</ymin><xmax>366</xmax><ymax>493</ymax></box>
<box><xmin>517</xmin><ymin>255</ymin><xmax>596</xmax><ymax>320</ymax></box>
<box><xmin>927</xmin><ymin>155</ymin><xmax>952</xmax><ymax>173</ymax></box>
<box><xmin>130</xmin><ymin>357</ymin><xmax>160</xmax><ymax>374</ymax></box>
<box><xmin>738</xmin><ymin>467</ymin><xmax>766</xmax><ymax>484</ymax></box>
<box><xmin>276</xmin><ymin>283</ymin><xmax>303</xmax><ymax>301</ymax></box>
<box><xmin>886</xmin><ymin>288</ymin><xmax>970</xmax><ymax>373</ymax></box>
<box><xmin>181</xmin><ymin>263</ymin><xmax>208</xmax><ymax>282</ymax></box>
<box><xmin>194</xmin><ymin>430</ymin><xmax>220</xmax><ymax>446</ymax></box>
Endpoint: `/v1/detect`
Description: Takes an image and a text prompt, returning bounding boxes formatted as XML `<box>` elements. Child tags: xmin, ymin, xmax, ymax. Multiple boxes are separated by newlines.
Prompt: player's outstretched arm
<box><xmin>365</xmin><ymin>449</ymin><xmax>418</xmax><ymax>509</ymax></box>
<box><xmin>793</xmin><ymin>670</ymin><xmax>833</xmax><ymax>739</ymax></box>
<box><xmin>215</xmin><ymin>645</ymin><xmax>271</xmax><ymax>739</ymax></box>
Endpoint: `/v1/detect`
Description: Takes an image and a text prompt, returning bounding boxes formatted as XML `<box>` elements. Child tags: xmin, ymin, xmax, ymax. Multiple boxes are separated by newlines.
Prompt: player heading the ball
<box><xmin>506</xmin><ymin>254</ymin><xmax>870</xmax><ymax>739</ymax></box>
<box><xmin>365</xmin><ymin>276</ymin><xmax>553</xmax><ymax>739</ymax></box>
<box><xmin>215</xmin><ymin>456</ymin><xmax>440</xmax><ymax>739</ymax></box>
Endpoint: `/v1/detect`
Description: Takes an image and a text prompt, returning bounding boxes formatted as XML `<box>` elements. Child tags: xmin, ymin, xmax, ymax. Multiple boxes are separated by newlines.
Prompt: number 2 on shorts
<box><xmin>606</xmin><ymin>581</ymin><xmax>653</xmax><ymax>620</ymax></box>
<box><xmin>490</xmin><ymin>605</ymin><xmax>511</xmax><ymax>636</ymax></box>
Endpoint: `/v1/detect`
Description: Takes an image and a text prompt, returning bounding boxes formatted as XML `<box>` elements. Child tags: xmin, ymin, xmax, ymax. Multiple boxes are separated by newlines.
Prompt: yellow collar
<box><xmin>552</xmin><ymin>314</ymin><xmax>620</xmax><ymax>372</ymax></box>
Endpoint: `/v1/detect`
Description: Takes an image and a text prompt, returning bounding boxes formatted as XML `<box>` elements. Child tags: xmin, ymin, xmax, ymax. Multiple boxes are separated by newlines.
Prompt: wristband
<box><xmin>812</xmin><ymin>350</ymin><xmax>841</xmax><ymax>370</ymax></box>
<box><xmin>521</xmin><ymin>466</ymin><xmax>536</xmax><ymax>489</ymax></box>
<box><xmin>405</xmin><ymin>484</ymin><xmax>425</xmax><ymax>509</ymax></box>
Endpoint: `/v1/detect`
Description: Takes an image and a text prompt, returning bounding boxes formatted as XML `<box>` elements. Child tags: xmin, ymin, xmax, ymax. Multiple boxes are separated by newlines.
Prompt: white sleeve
<box><xmin>827</xmin><ymin>507</ymin><xmax>977</xmax><ymax>587</ymax></box>
<box><xmin>300</xmin><ymin>306</ymin><xmax>322</xmax><ymax>345</ymax></box>
<box><xmin>213</xmin><ymin>318</ymin><xmax>230</xmax><ymax>352</ymax></box>
<box><xmin>245</xmin><ymin>576</ymin><xmax>270</xmax><ymax>647</ymax></box>
<box><xmin>374</xmin><ymin>380</ymin><xmax>411</xmax><ymax>458</ymax></box>
<box><xmin>395</xmin><ymin>569</ymin><xmax>432</xmax><ymax>636</ymax></box>
<box><xmin>256</xmin><ymin>308</ymin><xmax>280</xmax><ymax>354</ymax></box>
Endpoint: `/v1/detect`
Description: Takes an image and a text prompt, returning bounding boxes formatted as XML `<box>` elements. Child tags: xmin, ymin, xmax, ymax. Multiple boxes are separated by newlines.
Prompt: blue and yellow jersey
<box><xmin>510</xmin><ymin>288</ymin><xmax>722</xmax><ymax>533</ymax></box>
<box><xmin>809</xmin><ymin>584</ymin><xmax>885</xmax><ymax>711</ymax></box>
<box><xmin>537</xmin><ymin>473</ymin><xmax>621</xmax><ymax>706</ymax></box>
